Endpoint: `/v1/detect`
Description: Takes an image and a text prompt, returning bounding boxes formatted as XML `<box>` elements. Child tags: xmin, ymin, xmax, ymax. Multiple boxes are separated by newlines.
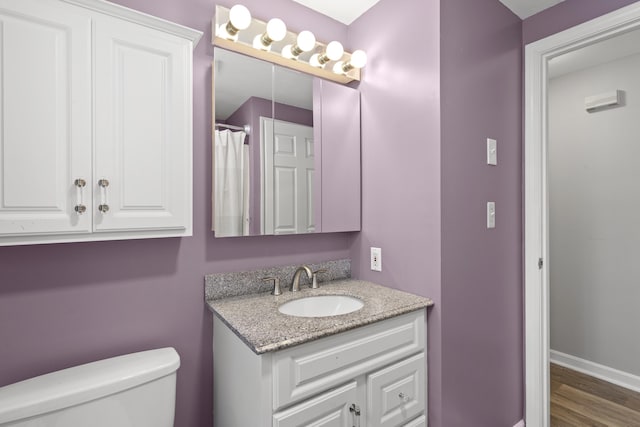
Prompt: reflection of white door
<box><xmin>261</xmin><ymin>118</ymin><xmax>314</xmax><ymax>235</ymax></box>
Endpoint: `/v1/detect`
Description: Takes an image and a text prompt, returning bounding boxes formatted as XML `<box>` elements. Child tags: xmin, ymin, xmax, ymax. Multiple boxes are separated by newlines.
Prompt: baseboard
<box><xmin>513</xmin><ymin>420</ymin><xmax>525</xmax><ymax>427</ymax></box>
<box><xmin>550</xmin><ymin>350</ymin><xmax>640</xmax><ymax>393</ymax></box>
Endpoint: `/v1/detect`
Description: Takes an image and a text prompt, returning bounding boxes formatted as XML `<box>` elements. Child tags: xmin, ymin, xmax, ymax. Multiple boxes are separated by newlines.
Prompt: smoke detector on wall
<box><xmin>585</xmin><ymin>90</ymin><xmax>623</xmax><ymax>113</ymax></box>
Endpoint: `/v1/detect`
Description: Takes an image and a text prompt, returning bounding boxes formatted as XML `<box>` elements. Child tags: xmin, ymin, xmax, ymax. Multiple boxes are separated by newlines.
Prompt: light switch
<box><xmin>487</xmin><ymin>138</ymin><xmax>497</xmax><ymax>165</ymax></box>
<box><xmin>487</xmin><ymin>202</ymin><xmax>496</xmax><ymax>229</ymax></box>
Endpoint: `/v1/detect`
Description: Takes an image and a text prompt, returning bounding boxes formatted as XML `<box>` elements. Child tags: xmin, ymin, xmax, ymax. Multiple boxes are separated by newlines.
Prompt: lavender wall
<box><xmin>523</xmin><ymin>0</ymin><xmax>640</xmax><ymax>44</ymax></box>
<box><xmin>226</xmin><ymin>96</ymin><xmax>313</xmax><ymax>235</ymax></box>
<box><xmin>0</xmin><ymin>1</ymin><xmax>351</xmax><ymax>427</ymax></box>
<box><xmin>440</xmin><ymin>0</ymin><xmax>523</xmax><ymax>425</ymax></box>
<box><xmin>347</xmin><ymin>0</ymin><xmax>443</xmax><ymax>424</ymax></box>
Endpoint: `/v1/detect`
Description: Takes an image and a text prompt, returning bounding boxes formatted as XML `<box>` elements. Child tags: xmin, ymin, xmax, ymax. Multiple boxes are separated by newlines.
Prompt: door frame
<box><xmin>524</xmin><ymin>3</ymin><xmax>640</xmax><ymax>425</ymax></box>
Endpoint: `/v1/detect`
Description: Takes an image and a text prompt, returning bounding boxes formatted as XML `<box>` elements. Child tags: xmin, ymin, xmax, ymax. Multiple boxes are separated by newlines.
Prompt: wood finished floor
<box><xmin>551</xmin><ymin>363</ymin><xmax>640</xmax><ymax>426</ymax></box>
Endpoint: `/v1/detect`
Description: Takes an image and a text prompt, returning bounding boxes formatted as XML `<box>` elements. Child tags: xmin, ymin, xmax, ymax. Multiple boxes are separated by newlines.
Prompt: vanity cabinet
<box><xmin>0</xmin><ymin>0</ymin><xmax>201</xmax><ymax>246</ymax></box>
<box><xmin>213</xmin><ymin>310</ymin><xmax>427</xmax><ymax>426</ymax></box>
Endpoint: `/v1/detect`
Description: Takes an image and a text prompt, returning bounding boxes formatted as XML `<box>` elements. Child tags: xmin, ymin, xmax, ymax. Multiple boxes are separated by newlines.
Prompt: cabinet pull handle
<box><xmin>399</xmin><ymin>392</ymin><xmax>411</xmax><ymax>403</ymax></box>
<box><xmin>74</xmin><ymin>178</ymin><xmax>87</xmax><ymax>214</ymax></box>
<box><xmin>349</xmin><ymin>403</ymin><xmax>361</xmax><ymax>427</ymax></box>
<box><xmin>98</xmin><ymin>179</ymin><xmax>109</xmax><ymax>213</ymax></box>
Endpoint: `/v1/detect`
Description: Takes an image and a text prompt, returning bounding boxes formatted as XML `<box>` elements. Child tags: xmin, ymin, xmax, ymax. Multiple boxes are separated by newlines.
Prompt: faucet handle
<box><xmin>262</xmin><ymin>277</ymin><xmax>282</xmax><ymax>296</ymax></box>
<box><xmin>311</xmin><ymin>269</ymin><xmax>327</xmax><ymax>289</ymax></box>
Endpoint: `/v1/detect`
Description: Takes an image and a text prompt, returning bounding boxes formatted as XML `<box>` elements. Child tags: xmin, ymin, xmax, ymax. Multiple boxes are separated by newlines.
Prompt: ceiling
<box><xmin>293</xmin><ymin>0</ymin><xmax>564</xmax><ymax>23</ymax></box>
<box><xmin>291</xmin><ymin>0</ymin><xmax>382</xmax><ymax>25</ymax></box>
<box><xmin>497</xmin><ymin>0</ymin><xmax>565</xmax><ymax>19</ymax></box>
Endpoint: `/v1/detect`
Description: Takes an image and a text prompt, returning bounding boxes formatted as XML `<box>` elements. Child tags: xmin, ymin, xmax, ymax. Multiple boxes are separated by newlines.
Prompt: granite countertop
<box><xmin>207</xmin><ymin>279</ymin><xmax>434</xmax><ymax>354</ymax></box>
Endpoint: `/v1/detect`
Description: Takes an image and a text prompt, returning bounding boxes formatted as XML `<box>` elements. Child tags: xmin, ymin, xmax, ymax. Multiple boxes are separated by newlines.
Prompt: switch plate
<box><xmin>487</xmin><ymin>202</ymin><xmax>496</xmax><ymax>229</ymax></box>
<box><xmin>487</xmin><ymin>138</ymin><xmax>497</xmax><ymax>165</ymax></box>
<box><xmin>370</xmin><ymin>247</ymin><xmax>382</xmax><ymax>272</ymax></box>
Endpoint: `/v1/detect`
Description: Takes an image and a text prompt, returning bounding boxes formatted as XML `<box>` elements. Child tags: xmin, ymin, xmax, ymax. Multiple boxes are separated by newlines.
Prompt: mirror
<box><xmin>213</xmin><ymin>47</ymin><xmax>360</xmax><ymax>237</ymax></box>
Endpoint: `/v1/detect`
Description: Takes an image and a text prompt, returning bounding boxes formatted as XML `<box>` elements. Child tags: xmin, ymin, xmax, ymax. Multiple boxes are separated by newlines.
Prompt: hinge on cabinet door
<box><xmin>538</xmin><ymin>258</ymin><xmax>543</xmax><ymax>270</ymax></box>
<box><xmin>349</xmin><ymin>403</ymin><xmax>361</xmax><ymax>427</ymax></box>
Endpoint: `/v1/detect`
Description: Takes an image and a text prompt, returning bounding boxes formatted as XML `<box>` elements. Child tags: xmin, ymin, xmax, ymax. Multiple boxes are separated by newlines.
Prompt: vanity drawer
<box><xmin>272</xmin><ymin>381</ymin><xmax>357</xmax><ymax>427</ymax></box>
<box><xmin>367</xmin><ymin>353</ymin><xmax>425</xmax><ymax>427</ymax></box>
<box><xmin>272</xmin><ymin>310</ymin><xmax>425</xmax><ymax>411</ymax></box>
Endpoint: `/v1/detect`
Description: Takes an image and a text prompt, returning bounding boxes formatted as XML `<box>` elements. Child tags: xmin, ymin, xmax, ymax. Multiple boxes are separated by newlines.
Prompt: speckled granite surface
<box><xmin>205</xmin><ymin>259</ymin><xmax>350</xmax><ymax>300</ymax></box>
<box><xmin>207</xmin><ymin>279</ymin><xmax>434</xmax><ymax>354</ymax></box>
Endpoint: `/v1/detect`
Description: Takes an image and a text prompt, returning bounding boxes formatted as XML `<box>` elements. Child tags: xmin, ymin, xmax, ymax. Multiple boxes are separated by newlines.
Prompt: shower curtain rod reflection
<box><xmin>215</xmin><ymin>122</ymin><xmax>251</xmax><ymax>135</ymax></box>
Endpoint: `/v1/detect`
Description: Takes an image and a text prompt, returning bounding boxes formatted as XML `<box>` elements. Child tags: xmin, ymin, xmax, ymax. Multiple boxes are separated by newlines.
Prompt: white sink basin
<box><xmin>278</xmin><ymin>295</ymin><xmax>364</xmax><ymax>317</ymax></box>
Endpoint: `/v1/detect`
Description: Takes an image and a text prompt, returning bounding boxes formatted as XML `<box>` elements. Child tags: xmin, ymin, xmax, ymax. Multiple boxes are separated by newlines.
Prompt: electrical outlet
<box><xmin>370</xmin><ymin>247</ymin><xmax>382</xmax><ymax>272</ymax></box>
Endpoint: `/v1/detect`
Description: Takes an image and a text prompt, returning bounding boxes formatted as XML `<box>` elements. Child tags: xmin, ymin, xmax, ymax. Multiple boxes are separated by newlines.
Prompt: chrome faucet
<box><xmin>291</xmin><ymin>265</ymin><xmax>313</xmax><ymax>292</ymax></box>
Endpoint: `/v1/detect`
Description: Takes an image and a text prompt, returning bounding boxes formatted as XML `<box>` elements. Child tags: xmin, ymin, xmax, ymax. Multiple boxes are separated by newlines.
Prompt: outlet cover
<box><xmin>370</xmin><ymin>247</ymin><xmax>382</xmax><ymax>271</ymax></box>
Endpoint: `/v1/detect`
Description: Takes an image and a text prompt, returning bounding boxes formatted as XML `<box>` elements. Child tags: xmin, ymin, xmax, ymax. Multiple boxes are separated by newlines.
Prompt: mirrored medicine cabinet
<box><xmin>212</xmin><ymin>47</ymin><xmax>361</xmax><ymax>237</ymax></box>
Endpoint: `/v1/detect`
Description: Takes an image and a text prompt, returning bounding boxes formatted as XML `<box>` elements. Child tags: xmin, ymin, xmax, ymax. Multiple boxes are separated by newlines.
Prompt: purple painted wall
<box><xmin>523</xmin><ymin>0</ymin><xmax>640</xmax><ymax>44</ymax></box>
<box><xmin>0</xmin><ymin>1</ymin><xmax>350</xmax><ymax>427</ymax></box>
<box><xmin>440</xmin><ymin>0</ymin><xmax>523</xmax><ymax>426</ymax></box>
<box><xmin>347</xmin><ymin>0</ymin><xmax>443</xmax><ymax>424</ymax></box>
<box><xmin>226</xmin><ymin>96</ymin><xmax>313</xmax><ymax>235</ymax></box>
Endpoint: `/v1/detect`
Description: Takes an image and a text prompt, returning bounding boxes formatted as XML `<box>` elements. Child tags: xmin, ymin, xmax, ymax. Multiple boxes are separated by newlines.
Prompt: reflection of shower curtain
<box><xmin>214</xmin><ymin>130</ymin><xmax>249</xmax><ymax>237</ymax></box>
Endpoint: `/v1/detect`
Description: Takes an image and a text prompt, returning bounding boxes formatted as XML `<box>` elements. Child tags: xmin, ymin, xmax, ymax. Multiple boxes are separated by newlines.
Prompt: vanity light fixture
<box><xmin>333</xmin><ymin>49</ymin><xmax>368</xmax><ymax>74</ymax></box>
<box><xmin>252</xmin><ymin>18</ymin><xmax>287</xmax><ymax>50</ymax></box>
<box><xmin>212</xmin><ymin>5</ymin><xmax>366</xmax><ymax>83</ymax></box>
<box><xmin>309</xmin><ymin>41</ymin><xmax>344</xmax><ymax>68</ymax></box>
<box><xmin>218</xmin><ymin>4</ymin><xmax>251</xmax><ymax>41</ymax></box>
<box><xmin>282</xmin><ymin>30</ymin><xmax>316</xmax><ymax>60</ymax></box>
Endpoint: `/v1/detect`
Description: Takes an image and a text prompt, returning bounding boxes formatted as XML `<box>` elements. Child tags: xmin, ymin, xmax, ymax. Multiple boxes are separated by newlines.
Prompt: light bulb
<box><xmin>333</xmin><ymin>61</ymin><xmax>345</xmax><ymax>74</ymax></box>
<box><xmin>266</xmin><ymin>18</ymin><xmax>287</xmax><ymax>42</ymax></box>
<box><xmin>309</xmin><ymin>54</ymin><xmax>322</xmax><ymax>68</ymax></box>
<box><xmin>229</xmin><ymin>5</ymin><xmax>251</xmax><ymax>31</ymax></box>
<box><xmin>281</xmin><ymin>45</ymin><xmax>294</xmax><ymax>59</ymax></box>
<box><xmin>350</xmin><ymin>50</ymin><xmax>367</xmax><ymax>69</ymax></box>
<box><xmin>282</xmin><ymin>31</ymin><xmax>315</xmax><ymax>59</ymax></box>
<box><xmin>253</xmin><ymin>18</ymin><xmax>287</xmax><ymax>50</ymax></box>
<box><xmin>325</xmin><ymin>41</ymin><xmax>344</xmax><ymax>61</ymax></box>
<box><xmin>296</xmin><ymin>31</ymin><xmax>316</xmax><ymax>52</ymax></box>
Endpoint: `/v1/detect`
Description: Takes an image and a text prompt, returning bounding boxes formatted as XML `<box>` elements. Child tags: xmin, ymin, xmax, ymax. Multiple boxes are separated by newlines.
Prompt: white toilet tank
<box><xmin>0</xmin><ymin>347</ymin><xmax>180</xmax><ymax>427</ymax></box>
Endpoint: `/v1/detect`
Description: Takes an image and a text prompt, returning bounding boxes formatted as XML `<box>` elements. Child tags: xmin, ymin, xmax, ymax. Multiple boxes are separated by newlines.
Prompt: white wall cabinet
<box><xmin>213</xmin><ymin>310</ymin><xmax>428</xmax><ymax>427</ymax></box>
<box><xmin>0</xmin><ymin>0</ymin><xmax>201</xmax><ymax>246</ymax></box>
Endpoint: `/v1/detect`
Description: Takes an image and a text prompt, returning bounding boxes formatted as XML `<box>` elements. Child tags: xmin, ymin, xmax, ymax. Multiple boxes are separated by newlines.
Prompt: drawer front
<box><xmin>272</xmin><ymin>381</ymin><xmax>358</xmax><ymax>427</ymax></box>
<box><xmin>272</xmin><ymin>310</ymin><xmax>425</xmax><ymax>410</ymax></box>
<box><xmin>367</xmin><ymin>353</ymin><xmax>425</xmax><ymax>427</ymax></box>
<box><xmin>404</xmin><ymin>415</ymin><xmax>427</xmax><ymax>427</ymax></box>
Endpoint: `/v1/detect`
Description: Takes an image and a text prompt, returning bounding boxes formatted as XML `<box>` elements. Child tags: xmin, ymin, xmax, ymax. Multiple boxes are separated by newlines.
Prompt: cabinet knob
<box><xmin>74</xmin><ymin>178</ymin><xmax>86</xmax><ymax>188</ymax></box>
<box><xmin>98</xmin><ymin>204</ymin><xmax>110</xmax><ymax>213</ymax></box>
<box><xmin>98</xmin><ymin>179</ymin><xmax>109</xmax><ymax>188</ymax></box>
<box><xmin>398</xmin><ymin>392</ymin><xmax>411</xmax><ymax>403</ymax></box>
<box><xmin>74</xmin><ymin>204</ymin><xmax>87</xmax><ymax>214</ymax></box>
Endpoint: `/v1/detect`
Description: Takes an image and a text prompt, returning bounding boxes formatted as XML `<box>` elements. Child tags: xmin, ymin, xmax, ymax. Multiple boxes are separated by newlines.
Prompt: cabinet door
<box><xmin>314</xmin><ymin>79</ymin><xmax>360</xmax><ymax>233</ymax></box>
<box><xmin>0</xmin><ymin>0</ymin><xmax>92</xmax><ymax>239</ymax></box>
<box><xmin>93</xmin><ymin>16</ymin><xmax>191</xmax><ymax>234</ymax></box>
<box><xmin>273</xmin><ymin>381</ymin><xmax>358</xmax><ymax>427</ymax></box>
<box><xmin>367</xmin><ymin>353</ymin><xmax>426</xmax><ymax>427</ymax></box>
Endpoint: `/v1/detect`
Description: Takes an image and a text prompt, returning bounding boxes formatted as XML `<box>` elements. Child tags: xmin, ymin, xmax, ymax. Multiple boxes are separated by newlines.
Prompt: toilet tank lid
<box><xmin>0</xmin><ymin>347</ymin><xmax>180</xmax><ymax>425</ymax></box>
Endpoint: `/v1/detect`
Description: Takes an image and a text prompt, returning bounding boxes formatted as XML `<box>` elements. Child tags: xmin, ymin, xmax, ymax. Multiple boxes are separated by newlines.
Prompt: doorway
<box><xmin>524</xmin><ymin>3</ymin><xmax>640</xmax><ymax>425</ymax></box>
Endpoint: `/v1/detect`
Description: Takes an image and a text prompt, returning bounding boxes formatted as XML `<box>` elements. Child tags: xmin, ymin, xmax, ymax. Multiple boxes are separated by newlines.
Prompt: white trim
<box><xmin>62</xmin><ymin>0</ymin><xmax>203</xmax><ymax>44</ymax></box>
<box><xmin>550</xmin><ymin>350</ymin><xmax>640</xmax><ymax>394</ymax></box>
<box><xmin>525</xmin><ymin>3</ymin><xmax>640</xmax><ymax>427</ymax></box>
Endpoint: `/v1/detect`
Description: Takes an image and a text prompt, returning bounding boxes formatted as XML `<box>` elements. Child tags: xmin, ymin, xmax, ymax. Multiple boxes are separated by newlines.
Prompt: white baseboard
<box><xmin>550</xmin><ymin>350</ymin><xmax>640</xmax><ymax>393</ymax></box>
<box><xmin>513</xmin><ymin>420</ymin><xmax>525</xmax><ymax>427</ymax></box>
